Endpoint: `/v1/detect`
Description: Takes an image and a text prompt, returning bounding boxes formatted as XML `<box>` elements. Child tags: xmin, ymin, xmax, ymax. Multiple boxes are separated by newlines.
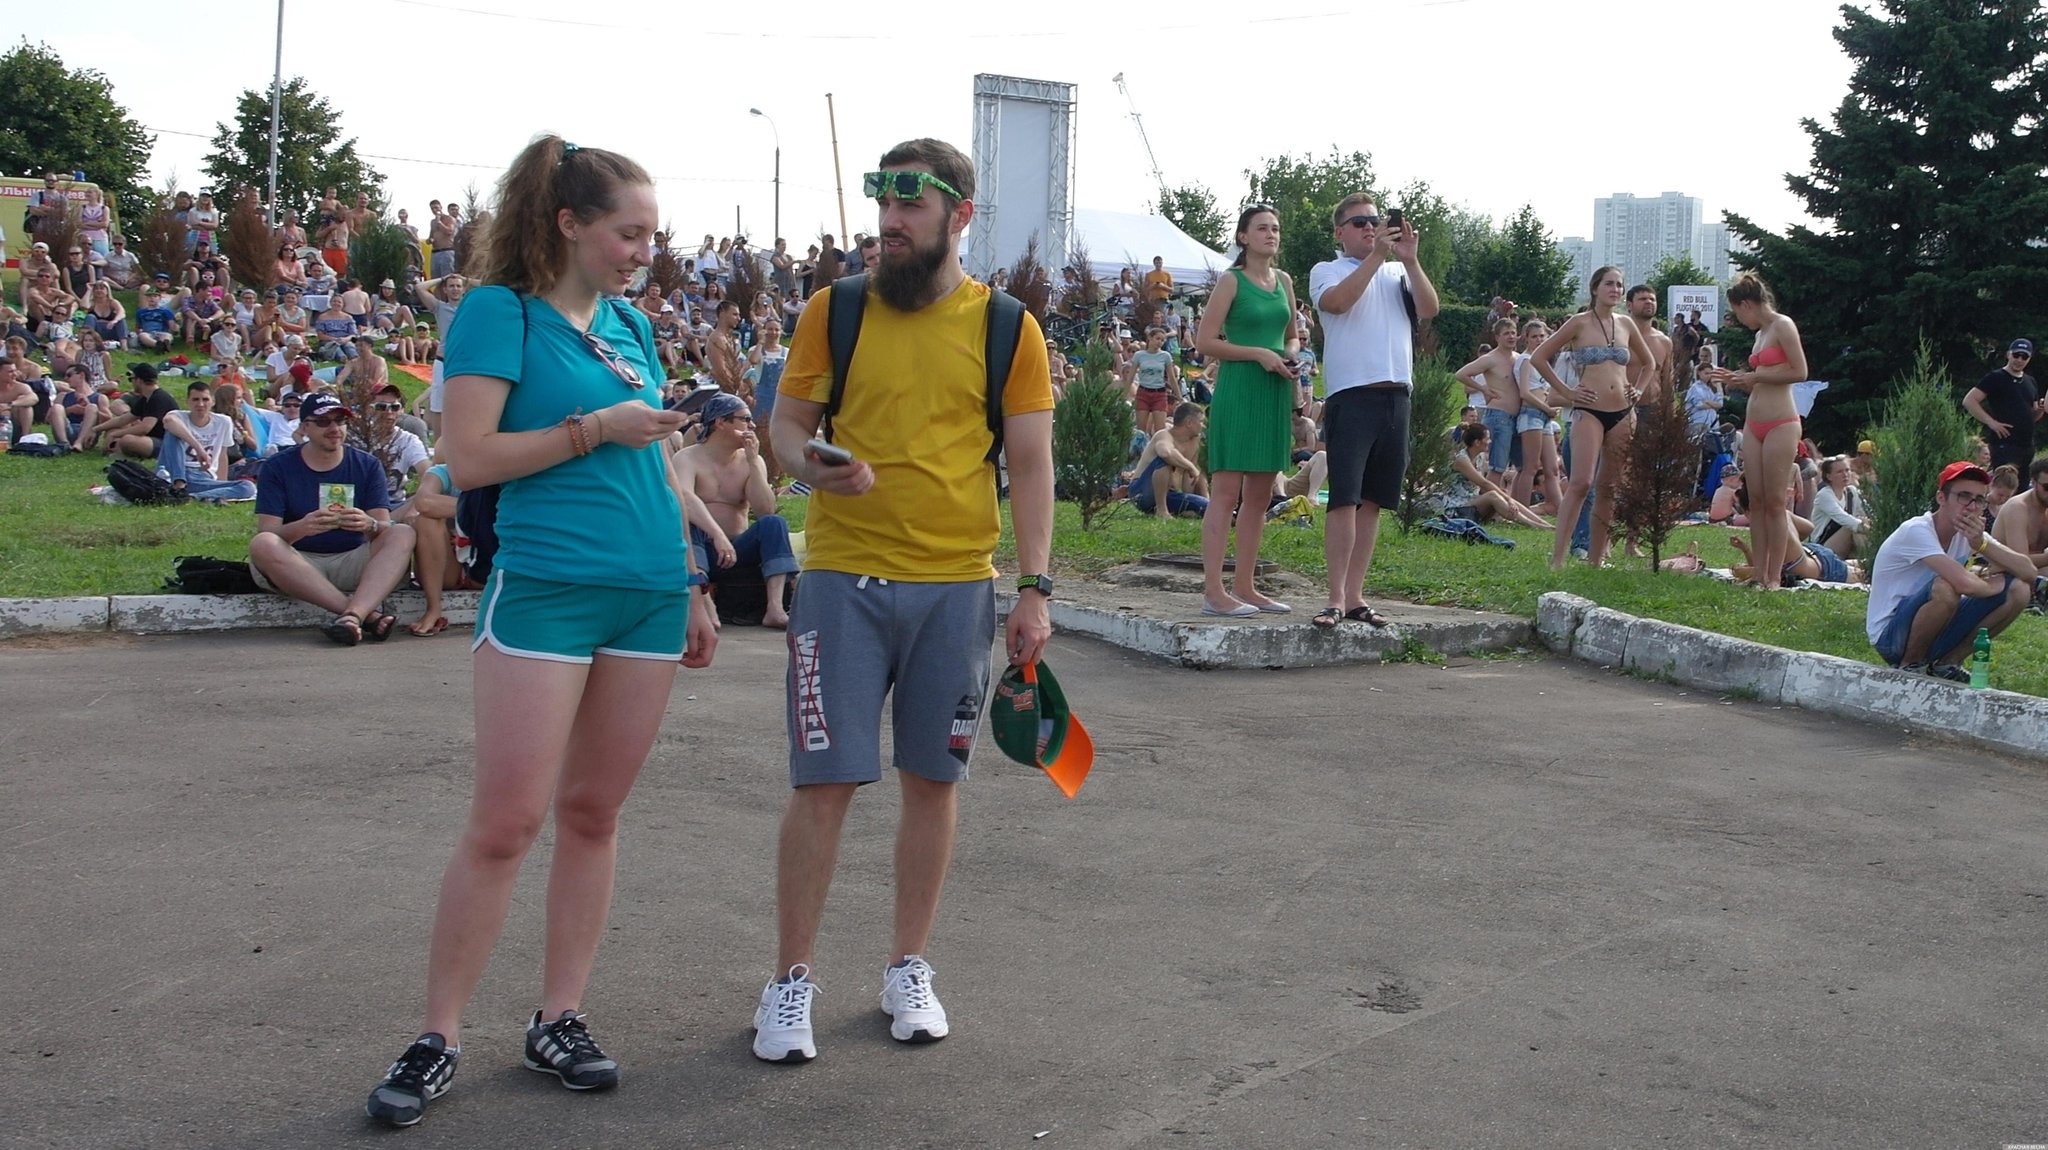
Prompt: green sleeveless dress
<box><xmin>1208</xmin><ymin>268</ymin><xmax>1292</xmax><ymax>473</ymax></box>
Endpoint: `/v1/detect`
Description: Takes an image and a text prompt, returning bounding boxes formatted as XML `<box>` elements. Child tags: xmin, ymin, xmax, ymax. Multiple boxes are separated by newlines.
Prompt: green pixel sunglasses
<box><xmin>863</xmin><ymin>170</ymin><xmax>965</xmax><ymax>203</ymax></box>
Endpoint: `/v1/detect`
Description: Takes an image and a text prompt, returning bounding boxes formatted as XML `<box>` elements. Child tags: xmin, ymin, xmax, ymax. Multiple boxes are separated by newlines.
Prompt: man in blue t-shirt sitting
<box><xmin>249</xmin><ymin>394</ymin><xmax>417</xmax><ymax>645</ymax></box>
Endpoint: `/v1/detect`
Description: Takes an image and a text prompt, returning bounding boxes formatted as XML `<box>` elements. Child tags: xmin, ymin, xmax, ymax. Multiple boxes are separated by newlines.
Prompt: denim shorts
<box><xmin>1515</xmin><ymin>408</ymin><xmax>1551</xmax><ymax>435</ymax></box>
<box><xmin>1480</xmin><ymin>407</ymin><xmax>1516</xmax><ymax>472</ymax></box>
<box><xmin>473</xmin><ymin>568</ymin><xmax>690</xmax><ymax>663</ymax></box>
<box><xmin>1873</xmin><ymin>572</ymin><xmax>2013</xmax><ymax>665</ymax></box>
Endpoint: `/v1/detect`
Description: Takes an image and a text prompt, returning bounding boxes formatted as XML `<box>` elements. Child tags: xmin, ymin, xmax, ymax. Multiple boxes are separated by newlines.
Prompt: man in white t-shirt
<box><xmin>1307</xmin><ymin>192</ymin><xmax>1439</xmax><ymax>627</ymax></box>
<box><xmin>1866</xmin><ymin>461</ymin><xmax>2033</xmax><ymax>677</ymax></box>
<box><xmin>349</xmin><ymin>382</ymin><xmax>431</xmax><ymax>498</ymax></box>
<box><xmin>157</xmin><ymin>380</ymin><xmax>256</xmax><ymax>501</ymax></box>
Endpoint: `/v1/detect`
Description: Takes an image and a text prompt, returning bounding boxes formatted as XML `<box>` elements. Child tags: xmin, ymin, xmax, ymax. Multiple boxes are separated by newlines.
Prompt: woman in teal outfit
<box><xmin>364</xmin><ymin>136</ymin><xmax>718</xmax><ymax>1128</ymax></box>
<box><xmin>1194</xmin><ymin>204</ymin><xmax>1301</xmax><ymax>616</ymax></box>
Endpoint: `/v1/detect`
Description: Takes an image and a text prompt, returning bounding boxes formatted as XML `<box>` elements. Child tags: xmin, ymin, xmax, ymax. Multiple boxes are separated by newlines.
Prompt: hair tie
<box><xmin>560</xmin><ymin>142</ymin><xmax>581</xmax><ymax>163</ymax></box>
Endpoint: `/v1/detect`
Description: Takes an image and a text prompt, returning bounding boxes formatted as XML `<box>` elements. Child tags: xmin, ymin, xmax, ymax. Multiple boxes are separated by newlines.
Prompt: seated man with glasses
<box><xmin>250</xmin><ymin>393</ymin><xmax>416</xmax><ymax>645</ymax></box>
<box><xmin>348</xmin><ymin>382</ymin><xmax>431</xmax><ymax>498</ymax></box>
<box><xmin>1866</xmin><ymin>460</ymin><xmax>2035</xmax><ymax>680</ymax></box>
<box><xmin>672</xmin><ymin>392</ymin><xmax>796</xmax><ymax>629</ymax></box>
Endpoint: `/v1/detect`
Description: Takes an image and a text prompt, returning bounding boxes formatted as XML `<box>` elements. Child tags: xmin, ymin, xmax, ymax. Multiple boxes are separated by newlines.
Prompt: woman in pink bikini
<box><xmin>1708</xmin><ymin>272</ymin><xmax>1807</xmax><ymax>589</ymax></box>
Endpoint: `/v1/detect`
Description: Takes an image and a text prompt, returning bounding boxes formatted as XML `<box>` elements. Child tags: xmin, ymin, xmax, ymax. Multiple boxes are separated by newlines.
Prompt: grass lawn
<box><xmin>6</xmin><ymin>329</ymin><xmax>2042</xmax><ymax>696</ymax></box>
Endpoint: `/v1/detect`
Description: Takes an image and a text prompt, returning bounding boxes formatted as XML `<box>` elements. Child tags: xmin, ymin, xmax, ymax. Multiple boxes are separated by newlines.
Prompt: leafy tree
<box><xmin>1495</xmin><ymin>205</ymin><xmax>1574</xmax><ymax>308</ymax></box>
<box><xmin>204</xmin><ymin>77</ymin><xmax>384</xmax><ymax>220</ymax></box>
<box><xmin>1440</xmin><ymin>205</ymin><xmax>1502</xmax><ymax>305</ymax></box>
<box><xmin>0</xmin><ymin>41</ymin><xmax>155</xmax><ymax>230</ymax></box>
<box><xmin>1646</xmin><ymin>253</ymin><xmax>1715</xmax><ymax>308</ymax></box>
<box><xmin>1614</xmin><ymin>393</ymin><xmax>1702</xmax><ymax>572</ymax></box>
<box><xmin>1154</xmin><ymin>181</ymin><xmax>1229</xmax><ymax>250</ymax></box>
<box><xmin>1241</xmin><ymin>147</ymin><xmax>1380</xmax><ymax>291</ymax></box>
<box><xmin>1388</xmin><ymin>179</ymin><xmax>1456</xmax><ymax>297</ymax></box>
<box><xmin>1727</xmin><ymin>0</ymin><xmax>2048</xmax><ymax>449</ymax></box>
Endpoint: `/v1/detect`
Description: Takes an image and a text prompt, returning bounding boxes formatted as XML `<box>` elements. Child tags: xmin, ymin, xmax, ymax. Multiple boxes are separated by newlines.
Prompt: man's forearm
<box><xmin>1007</xmin><ymin>451</ymin><xmax>1054</xmax><ymax>577</ymax></box>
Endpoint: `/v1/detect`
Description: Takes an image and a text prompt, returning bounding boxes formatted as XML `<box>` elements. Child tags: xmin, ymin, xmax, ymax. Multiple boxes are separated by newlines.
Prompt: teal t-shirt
<box><xmin>444</xmin><ymin>286</ymin><xmax>684</xmax><ymax>590</ymax></box>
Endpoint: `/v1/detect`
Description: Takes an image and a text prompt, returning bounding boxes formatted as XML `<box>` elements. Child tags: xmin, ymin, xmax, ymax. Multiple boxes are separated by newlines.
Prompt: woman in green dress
<box><xmin>1194</xmin><ymin>204</ymin><xmax>1301</xmax><ymax>616</ymax></box>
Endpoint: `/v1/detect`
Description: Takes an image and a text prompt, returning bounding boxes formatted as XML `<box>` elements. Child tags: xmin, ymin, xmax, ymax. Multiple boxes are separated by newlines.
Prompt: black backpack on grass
<box><xmin>106</xmin><ymin>459</ymin><xmax>189</xmax><ymax>505</ymax></box>
<box><xmin>165</xmin><ymin>555</ymin><xmax>262</xmax><ymax>594</ymax></box>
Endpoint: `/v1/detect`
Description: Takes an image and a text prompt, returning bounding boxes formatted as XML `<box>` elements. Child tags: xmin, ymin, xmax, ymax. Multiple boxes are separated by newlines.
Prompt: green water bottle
<box><xmin>1969</xmin><ymin>627</ymin><xmax>1991</xmax><ymax>689</ymax></box>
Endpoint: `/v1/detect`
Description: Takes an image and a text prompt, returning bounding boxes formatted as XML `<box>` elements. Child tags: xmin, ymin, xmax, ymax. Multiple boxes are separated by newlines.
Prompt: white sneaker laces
<box><xmin>889</xmin><ymin>958</ymin><xmax>936</xmax><ymax>1010</ymax></box>
<box><xmin>767</xmin><ymin>967</ymin><xmax>818</xmax><ymax>1027</ymax></box>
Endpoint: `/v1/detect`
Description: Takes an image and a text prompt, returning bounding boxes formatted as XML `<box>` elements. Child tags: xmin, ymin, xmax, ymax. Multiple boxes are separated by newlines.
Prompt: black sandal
<box><xmin>1344</xmin><ymin>605</ymin><xmax>1391</xmax><ymax>627</ymax></box>
<box><xmin>362</xmin><ymin>610</ymin><xmax>397</xmax><ymax>642</ymax></box>
<box><xmin>1312</xmin><ymin>606</ymin><xmax>1342</xmax><ymax>628</ymax></box>
<box><xmin>322</xmin><ymin>611</ymin><xmax>363</xmax><ymax>646</ymax></box>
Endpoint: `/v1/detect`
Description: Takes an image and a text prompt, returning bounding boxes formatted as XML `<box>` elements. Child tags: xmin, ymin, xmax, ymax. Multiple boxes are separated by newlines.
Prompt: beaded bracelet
<box><xmin>565</xmin><ymin>411</ymin><xmax>592</xmax><ymax>456</ymax></box>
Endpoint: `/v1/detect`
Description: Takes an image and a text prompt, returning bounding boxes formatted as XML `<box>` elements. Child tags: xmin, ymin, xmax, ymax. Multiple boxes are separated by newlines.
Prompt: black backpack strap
<box><xmin>983</xmin><ymin>286</ymin><xmax>1027</xmax><ymax>463</ymax></box>
<box><xmin>822</xmin><ymin>272</ymin><xmax>869</xmax><ymax>445</ymax></box>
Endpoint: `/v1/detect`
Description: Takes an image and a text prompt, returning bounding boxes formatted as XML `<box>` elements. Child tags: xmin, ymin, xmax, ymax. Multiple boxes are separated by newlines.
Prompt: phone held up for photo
<box><xmin>1384</xmin><ymin>208</ymin><xmax>1405</xmax><ymax>233</ymax></box>
<box><xmin>805</xmin><ymin>438</ymin><xmax>856</xmax><ymax>466</ymax></box>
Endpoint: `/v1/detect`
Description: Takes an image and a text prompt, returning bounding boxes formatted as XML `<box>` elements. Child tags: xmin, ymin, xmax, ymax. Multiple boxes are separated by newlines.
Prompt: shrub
<box><xmin>1862</xmin><ymin>337</ymin><xmax>1977</xmax><ymax>564</ymax></box>
<box><xmin>346</xmin><ymin>217</ymin><xmax>415</xmax><ymax>302</ymax></box>
<box><xmin>220</xmin><ymin>188</ymin><xmax>273</xmax><ymax>294</ymax></box>
<box><xmin>1614</xmin><ymin>392</ymin><xmax>1702</xmax><ymax>572</ymax></box>
<box><xmin>1052</xmin><ymin>340</ymin><xmax>1134</xmax><ymax>530</ymax></box>
<box><xmin>1006</xmin><ymin>234</ymin><xmax>1053</xmax><ymax>327</ymax></box>
<box><xmin>1397</xmin><ymin>354</ymin><xmax>1466</xmax><ymax>531</ymax></box>
<box><xmin>133</xmin><ymin>195</ymin><xmax>186</xmax><ymax>283</ymax></box>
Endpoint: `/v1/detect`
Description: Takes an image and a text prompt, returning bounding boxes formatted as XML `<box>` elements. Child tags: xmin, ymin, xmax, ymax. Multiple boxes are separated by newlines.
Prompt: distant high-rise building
<box><xmin>1693</xmin><ymin>222</ymin><xmax>1733</xmax><ymax>285</ymax></box>
<box><xmin>1556</xmin><ymin>236</ymin><xmax>1595</xmax><ymax>299</ymax></box>
<box><xmin>1593</xmin><ymin>192</ymin><xmax>1702</xmax><ymax>287</ymax></box>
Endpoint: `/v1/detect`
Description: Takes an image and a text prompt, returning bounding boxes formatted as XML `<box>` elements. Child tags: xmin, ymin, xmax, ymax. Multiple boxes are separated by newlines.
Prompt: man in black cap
<box><xmin>1963</xmin><ymin>338</ymin><xmax>2042</xmax><ymax>472</ymax></box>
<box><xmin>83</xmin><ymin>363</ymin><xmax>181</xmax><ymax>459</ymax></box>
<box><xmin>248</xmin><ymin>393</ymin><xmax>415</xmax><ymax>644</ymax></box>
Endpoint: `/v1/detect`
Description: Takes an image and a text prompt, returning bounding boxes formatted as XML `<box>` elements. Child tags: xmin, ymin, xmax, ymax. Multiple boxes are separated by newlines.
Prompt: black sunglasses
<box><xmin>1341</xmin><ymin>215</ymin><xmax>1383</xmax><ymax>229</ymax></box>
<box><xmin>581</xmin><ymin>330</ymin><xmax>643</xmax><ymax>389</ymax></box>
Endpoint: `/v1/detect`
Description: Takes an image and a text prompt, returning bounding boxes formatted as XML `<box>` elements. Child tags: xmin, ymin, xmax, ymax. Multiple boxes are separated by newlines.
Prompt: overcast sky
<box><xmin>15</xmin><ymin>0</ymin><xmax>1861</xmax><ymax>247</ymax></box>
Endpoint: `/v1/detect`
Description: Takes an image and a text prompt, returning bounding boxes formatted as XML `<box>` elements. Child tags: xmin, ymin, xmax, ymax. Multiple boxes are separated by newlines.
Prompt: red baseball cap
<box><xmin>1938</xmin><ymin>461</ymin><xmax>1991</xmax><ymax>489</ymax></box>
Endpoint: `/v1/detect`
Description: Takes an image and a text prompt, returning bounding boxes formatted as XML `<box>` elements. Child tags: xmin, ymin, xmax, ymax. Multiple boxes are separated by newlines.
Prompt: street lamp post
<box><xmin>749</xmin><ymin>108</ymin><xmax>780</xmax><ymax>244</ymax></box>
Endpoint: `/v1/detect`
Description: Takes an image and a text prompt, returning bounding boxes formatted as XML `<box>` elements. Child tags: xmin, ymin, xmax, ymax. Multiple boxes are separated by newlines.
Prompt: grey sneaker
<box><xmin>753</xmin><ymin>964</ymin><xmax>819</xmax><ymax>1063</ymax></box>
<box><xmin>523</xmin><ymin>1010</ymin><xmax>619</xmax><ymax>1090</ymax></box>
<box><xmin>880</xmin><ymin>955</ymin><xmax>949</xmax><ymax>1043</ymax></box>
<box><xmin>366</xmin><ymin>1033</ymin><xmax>458</xmax><ymax>1127</ymax></box>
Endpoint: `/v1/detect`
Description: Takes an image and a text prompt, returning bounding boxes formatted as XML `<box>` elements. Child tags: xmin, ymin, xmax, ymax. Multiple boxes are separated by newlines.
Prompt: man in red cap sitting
<box><xmin>1865</xmin><ymin>460</ymin><xmax>2035</xmax><ymax>680</ymax></box>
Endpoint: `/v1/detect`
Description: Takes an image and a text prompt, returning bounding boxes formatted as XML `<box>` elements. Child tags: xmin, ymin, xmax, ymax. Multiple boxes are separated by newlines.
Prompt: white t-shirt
<box><xmin>1865</xmin><ymin>513</ymin><xmax>1970</xmax><ymax>643</ymax></box>
<box><xmin>172</xmin><ymin>411</ymin><xmax>237</xmax><ymax>477</ymax></box>
<box><xmin>1309</xmin><ymin>257</ymin><xmax>1412</xmax><ymax>395</ymax></box>
<box><xmin>1685</xmin><ymin>380</ymin><xmax>1721</xmax><ymax>436</ymax></box>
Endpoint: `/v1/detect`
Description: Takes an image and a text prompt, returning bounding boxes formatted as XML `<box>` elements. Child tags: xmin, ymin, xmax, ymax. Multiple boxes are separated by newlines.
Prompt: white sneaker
<box><xmin>880</xmin><ymin>955</ymin><xmax>949</xmax><ymax>1043</ymax></box>
<box><xmin>753</xmin><ymin>964</ymin><xmax>818</xmax><ymax>1063</ymax></box>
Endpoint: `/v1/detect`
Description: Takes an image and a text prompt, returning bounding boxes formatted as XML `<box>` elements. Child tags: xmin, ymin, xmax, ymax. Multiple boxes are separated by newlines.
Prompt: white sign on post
<box><xmin>1667</xmin><ymin>285</ymin><xmax>1719</xmax><ymax>335</ymax></box>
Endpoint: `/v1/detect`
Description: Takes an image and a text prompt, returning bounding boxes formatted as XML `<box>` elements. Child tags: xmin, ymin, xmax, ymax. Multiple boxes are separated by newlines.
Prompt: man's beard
<box><xmin>872</xmin><ymin>227</ymin><xmax>950</xmax><ymax>311</ymax></box>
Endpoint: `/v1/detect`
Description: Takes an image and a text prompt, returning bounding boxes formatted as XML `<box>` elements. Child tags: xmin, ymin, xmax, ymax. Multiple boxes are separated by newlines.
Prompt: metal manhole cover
<box><xmin>1141</xmin><ymin>552</ymin><xmax>1279</xmax><ymax>576</ymax></box>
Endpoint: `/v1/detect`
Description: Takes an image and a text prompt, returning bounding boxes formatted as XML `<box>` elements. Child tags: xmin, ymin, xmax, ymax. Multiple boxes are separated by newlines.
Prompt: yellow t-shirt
<box><xmin>1143</xmin><ymin>268</ymin><xmax>1174</xmax><ymax>302</ymax></box>
<box><xmin>785</xmin><ymin>277</ymin><xmax>1053</xmax><ymax>581</ymax></box>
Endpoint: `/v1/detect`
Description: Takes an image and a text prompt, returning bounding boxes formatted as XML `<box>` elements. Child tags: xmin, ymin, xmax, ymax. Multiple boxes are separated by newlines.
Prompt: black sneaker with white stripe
<box><xmin>523</xmin><ymin>1009</ymin><xmax>620</xmax><ymax>1090</ymax></box>
<box><xmin>366</xmin><ymin>1033</ymin><xmax>458</xmax><ymax>1127</ymax></box>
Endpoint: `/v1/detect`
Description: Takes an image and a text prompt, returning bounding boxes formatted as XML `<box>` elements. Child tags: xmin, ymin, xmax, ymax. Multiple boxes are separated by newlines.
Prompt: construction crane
<box><xmin>1111</xmin><ymin>72</ymin><xmax>1167</xmax><ymax>197</ymax></box>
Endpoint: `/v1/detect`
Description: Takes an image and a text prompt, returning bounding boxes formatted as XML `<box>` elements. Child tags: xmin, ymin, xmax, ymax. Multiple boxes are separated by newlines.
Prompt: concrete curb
<box><xmin>1000</xmin><ymin>592</ymin><xmax>1533</xmax><ymax>670</ymax></box>
<box><xmin>1</xmin><ymin>590</ymin><xmax>480</xmax><ymax>638</ymax></box>
<box><xmin>1538</xmin><ymin>591</ymin><xmax>2048</xmax><ymax>761</ymax></box>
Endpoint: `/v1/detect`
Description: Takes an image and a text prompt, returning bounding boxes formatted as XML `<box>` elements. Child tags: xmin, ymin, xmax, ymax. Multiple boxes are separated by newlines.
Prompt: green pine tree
<box><xmin>1052</xmin><ymin>342</ymin><xmax>1136</xmax><ymax>531</ymax></box>
<box><xmin>1726</xmin><ymin>1</ymin><xmax>2048</xmax><ymax>448</ymax></box>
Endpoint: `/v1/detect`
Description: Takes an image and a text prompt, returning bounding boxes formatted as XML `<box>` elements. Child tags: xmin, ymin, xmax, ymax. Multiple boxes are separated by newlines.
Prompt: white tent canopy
<box><xmin>1070</xmin><ymin>208</ymin><xmax>1231</xmax><ymax>290</ymax></box>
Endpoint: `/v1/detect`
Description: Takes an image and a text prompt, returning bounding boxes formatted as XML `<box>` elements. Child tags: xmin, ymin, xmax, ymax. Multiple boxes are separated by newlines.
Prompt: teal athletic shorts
<box><xmin>472</xmin><ymin>568</ymin><xmax>690</xmax><ymax>663</ymax></box>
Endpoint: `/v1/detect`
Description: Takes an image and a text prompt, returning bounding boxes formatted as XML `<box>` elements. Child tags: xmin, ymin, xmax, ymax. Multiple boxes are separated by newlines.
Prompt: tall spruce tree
<box><xmin>204</xmin><ymin>77</ymin><xmax>384</xmax><ymax>219</ymax></box>
<box><xmin>1726</xmin><ymin>1</ymin><xmax>2048</xmax><ymax>446</ymax></box>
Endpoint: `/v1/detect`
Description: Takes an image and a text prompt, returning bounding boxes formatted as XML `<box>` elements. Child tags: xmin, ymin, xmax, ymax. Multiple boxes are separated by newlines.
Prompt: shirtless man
<box><xmin>1626</xmin><ymin>285</ymin><xmax>1673</xmax><ymax>413</ymax></box>
<box><xmin>707</xmin><ymin>300</ymin><xmax>748</xmax><ymax>398</ymax></box>
<box><xmin>672</xmin><ymin>394</ymin><xmax>797</xmax><ymax>629</ymax></box>
<box><xmin>1128</xmin><ymin>402</ymin><xmax>1210</xmax><ymax>519</ymax></box>
<box><xmin>1991</xmin><ymin>455</ymin><xmax>2048</xmax><ymax>584</ymax></box>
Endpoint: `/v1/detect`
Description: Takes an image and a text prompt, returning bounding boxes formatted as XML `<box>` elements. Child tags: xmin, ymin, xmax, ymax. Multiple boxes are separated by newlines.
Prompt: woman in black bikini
<box><xmin>1524</xmin><ymin>266</ymin><xmax>1656</xmax><ymax>570</ymax></box>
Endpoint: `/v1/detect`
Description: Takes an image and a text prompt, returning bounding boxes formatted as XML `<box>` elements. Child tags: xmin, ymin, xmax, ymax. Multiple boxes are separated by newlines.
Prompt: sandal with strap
<box><xmin>1344</xmin><ymin>605</ymin><xmax>1391</xmax><ymax>627</ymax></box>
<box><xmin>322</xmin><ymin>611</ymin><xmax>364</xmax><ymax>646</ymax></box>
<box><xmin>1311</xmin><ymin>606</ymin><xmax>1342</xmax><ymax>629</ymax></box>
<box><xmin>363</xmin><ymin>610</ymin><xmax>398</xmax><ymax>642</ymax></box>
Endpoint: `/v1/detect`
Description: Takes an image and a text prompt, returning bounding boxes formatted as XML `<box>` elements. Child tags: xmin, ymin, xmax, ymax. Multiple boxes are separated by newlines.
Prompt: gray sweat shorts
<box><xmin>784</xmin><ymin>570</ymin><xmax>997</xmax><ymax>787</ymax></box>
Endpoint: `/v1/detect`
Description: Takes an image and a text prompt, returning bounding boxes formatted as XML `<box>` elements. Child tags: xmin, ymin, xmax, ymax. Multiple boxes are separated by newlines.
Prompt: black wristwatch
<box><xmin>1017</xmin><ymin>573</ymin><xmax>1054</xmax><ymax>598</ymax></box>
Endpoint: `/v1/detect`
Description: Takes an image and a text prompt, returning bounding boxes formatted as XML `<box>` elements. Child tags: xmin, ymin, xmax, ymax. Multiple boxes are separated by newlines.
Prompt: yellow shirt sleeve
<box><xmin>1003</xmin><ymin>311</ymin><xmax>1055</xmax><ymax>417</ymax></box>
<box><xmin>782</xmin><ymin>285</ymin><xmax>836</xmax><ymax>405</ymax></box>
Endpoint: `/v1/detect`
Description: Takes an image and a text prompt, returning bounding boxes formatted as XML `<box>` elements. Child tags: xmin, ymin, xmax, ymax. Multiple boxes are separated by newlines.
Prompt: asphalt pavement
<box><xmin>5</xmin><ymin>628</ymin><xmax>2046</xmax><ymax>1149</ymax></box>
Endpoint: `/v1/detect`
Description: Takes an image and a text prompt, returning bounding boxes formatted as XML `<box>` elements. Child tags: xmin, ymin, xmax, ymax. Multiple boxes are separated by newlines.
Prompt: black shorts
<box><xmin>1322</xmin><ymin>386</ymin><xmax>1410</xmax><ymax>510</ymax></box>
<box><xmin>1990</xmin><ymin>437</ymin><xmax>2034</xmax><ymax>474</ymax></box>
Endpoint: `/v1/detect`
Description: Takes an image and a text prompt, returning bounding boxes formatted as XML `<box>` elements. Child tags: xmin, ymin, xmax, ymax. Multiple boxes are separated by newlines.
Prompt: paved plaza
<box><xmin>5</xmin><ymin>628</ymin><xmax>2045</xmax><ymax>1148</ymax></box>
